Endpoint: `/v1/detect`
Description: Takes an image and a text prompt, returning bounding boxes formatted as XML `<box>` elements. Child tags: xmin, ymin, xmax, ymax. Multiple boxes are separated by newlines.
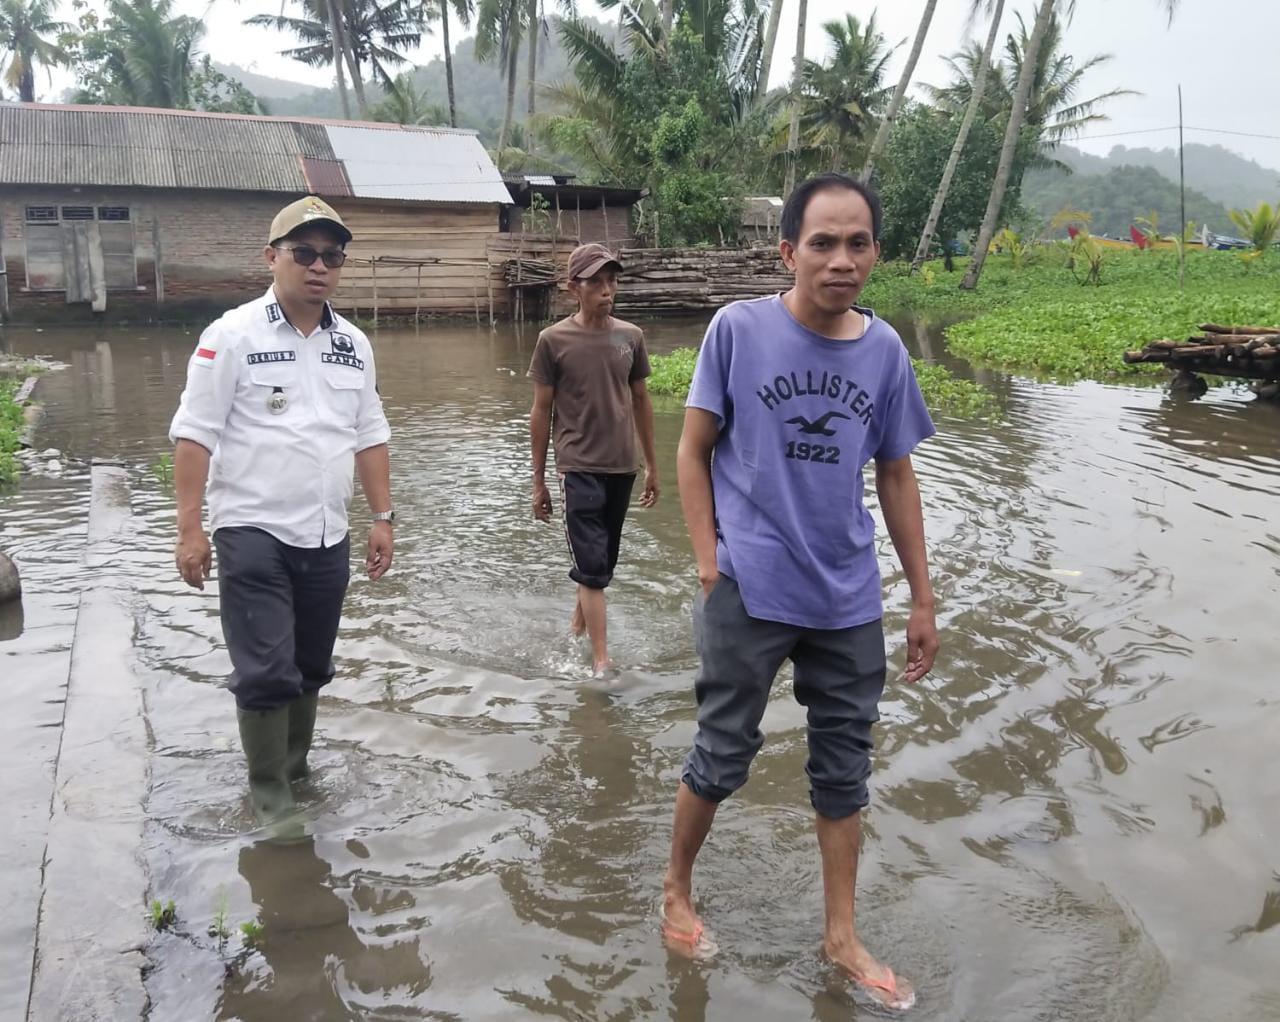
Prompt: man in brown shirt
<box><xmin>529</xmin><ymin>243</ymin><xmax>659</xmax><ymax>676</ymax></box>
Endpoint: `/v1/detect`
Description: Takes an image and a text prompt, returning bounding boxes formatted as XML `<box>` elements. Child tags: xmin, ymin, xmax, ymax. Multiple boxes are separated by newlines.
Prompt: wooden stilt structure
<box><xmin>1125</xmin><ymin>323</ymin><xmax>1280</xmax><ymax>399</ymax></box>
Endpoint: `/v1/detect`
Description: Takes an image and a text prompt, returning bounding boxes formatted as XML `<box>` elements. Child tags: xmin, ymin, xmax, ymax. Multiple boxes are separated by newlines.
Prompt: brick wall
<box><xmin>1</xmin><ymin>186</ymin><xmax>285</xmax><ymax>321</ymax></box>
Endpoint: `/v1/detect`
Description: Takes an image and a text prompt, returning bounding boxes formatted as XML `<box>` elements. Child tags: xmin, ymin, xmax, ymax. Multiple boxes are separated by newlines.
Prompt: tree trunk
<box><xmin>526</xmin><ymin>0</ymin><xmax>538</xmax><ymax>151</ymax></box>
<box><xmin>754</xmin><ymin>0</ymin><xmax>784</xmax><ymax>104</ymax></box>
<box><xmin>661</xmin><ymin>0</ymin><xmax>674</xmax><ymax>41</ymax></box>
<box><xmin>783</xmin><ymin>0</ymin><xmax>807</xmax><ymax>197</ymax></box>
<box><xmin>960</xmin><ymin>0</ymin><xmax>1054</xmax><ymax>290</ymax></box>
<box><xmin>442</xmin><ymin>0</ymin><xmax>457</xmax><ymax>127</ymax></box>
<box><xmin>326</xmin><ymin>0</ymin><xmax>352</xmax><ymax>118</ymax></box>
<box><xmin>340</xmin><ymin>22</ymin><xmax>369</xmax><ymax>116</ymax></box>
<box><xmin>859</xmin><ymin>0</ymin><xmax>937</xmax><ymax>184</ymax></box>
<box><xmin>498</xmin><ymin>32</ymin><xmax>520</xmax><ymax>155</ymax></box>
<box><xmin>911</xmin><ymin>0</ymin><xmax>1003</xmax><ymax>272</ymax></box>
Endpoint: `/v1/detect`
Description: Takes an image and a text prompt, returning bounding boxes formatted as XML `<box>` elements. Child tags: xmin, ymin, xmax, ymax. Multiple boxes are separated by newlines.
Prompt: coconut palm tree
<box><xmin>933</xmin><ymin>12</ymin><xmax>1132</xmax><ymax>170</ymax></box>
<box><xmin>475</xmin><ymin>0</ymin><xmax>524</xmax><ymax>152</ymax></box>
<box><xmin>75</xmin><ymin>0</ymin><xmax>204</xmax><ymax>108</ymax></box>
<box><xmin>781</xmin><ymin>0</ymin><xmax>805</xmax><ymax>195</ymax></box>
<box><xmin>431</xmin><ymin>0</ymin><xmax>472</xmax><ymax>126</ymax></box>
<box><xmin>911</xmin><ymin>0</ymin><xmax>1003</xmax><ymax>271</ymax></box>
<box><xmin>371</xmin><ymin>69</ymin><xmax>448</xmax><ymax>122</ymax></box>
<box><xmin>859</xmin><ymin>0</ymin><xmax>936</xmax><ymax>184</ymax></box>
<box><xmin>0</xmin><ymin>0</ymin><xmax>70</xmax><ymax>103</ymax></box>
<box><xmin>961</xmin><ymin>0</ymin><xmax>1182</xmax><ymax>289</ymax></box>
<box><xmin>752</xmin><ymin>0</ymin><xmax>782</xmax><ymax>104</ymax></box>
<box><xmin>796</xmin><ymin>13</ymin><xmax>895</xmax><ymax>173</ymax></box>
<box><xmin>248</xmin><ymin>0</ymin><xmax>427</xmax><ymax>117</ymax></box>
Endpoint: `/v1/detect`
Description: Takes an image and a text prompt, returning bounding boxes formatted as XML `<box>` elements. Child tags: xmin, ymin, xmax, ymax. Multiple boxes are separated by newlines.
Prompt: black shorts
<box><xmin>559</xmin><ymin>471</ymin><xmax>636</xmax><ymax>589</ymax></box>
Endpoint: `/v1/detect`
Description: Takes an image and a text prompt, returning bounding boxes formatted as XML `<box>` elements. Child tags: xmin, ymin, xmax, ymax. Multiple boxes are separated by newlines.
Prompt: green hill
<box><xmin>1041</xmin><ymin>143</ymin><xmax>1280</xmax><ymax>212</ymax></box>
<box><xmin>1023</xmin><ymin>162</ymin><xmax>1233</xmax><ymax>237</ymax></box>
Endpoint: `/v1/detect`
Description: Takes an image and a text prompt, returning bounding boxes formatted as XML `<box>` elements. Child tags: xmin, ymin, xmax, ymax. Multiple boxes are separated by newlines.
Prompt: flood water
<box><xmin>1</xmin><ymin>314</ymin><xmax>1278</xmax><ymax>1021</ymax></box>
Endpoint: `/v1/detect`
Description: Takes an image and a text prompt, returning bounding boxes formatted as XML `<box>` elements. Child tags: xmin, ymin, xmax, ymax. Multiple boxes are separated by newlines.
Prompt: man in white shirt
<box><xmin>169</xmin><ymin>196</ymin><xmax>394</xmax><ymax>824</ymax></box>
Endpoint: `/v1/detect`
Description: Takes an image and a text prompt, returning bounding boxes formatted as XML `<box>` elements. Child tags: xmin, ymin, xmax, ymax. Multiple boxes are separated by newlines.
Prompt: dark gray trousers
<box><xmin>682</xmin><ymin>574</ymin><xmax>887</xmax><ymax>819</ymax></box>
<box><xmin>213</xmin><ymin>527</ymin><xmax>350</xmax><ymax>711</ymax></box>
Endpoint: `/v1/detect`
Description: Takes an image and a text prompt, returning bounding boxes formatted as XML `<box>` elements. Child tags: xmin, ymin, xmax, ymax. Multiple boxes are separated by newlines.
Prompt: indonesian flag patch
<box><xmin>196</xmin><ymin>347</ymin><xmax>216</xmax><ymax>360</ymax></box>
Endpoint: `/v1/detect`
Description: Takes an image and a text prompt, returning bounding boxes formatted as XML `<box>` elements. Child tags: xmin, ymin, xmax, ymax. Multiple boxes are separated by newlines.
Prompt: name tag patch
<box><xmin>322</xmin><ymin>352</ymin><xmax>365</xmax><ymax>370</ymax></box>
<box><xmin>247</xmin><ymin>350</ymin><xmax>297</xmax><ymax>365</ymax></box>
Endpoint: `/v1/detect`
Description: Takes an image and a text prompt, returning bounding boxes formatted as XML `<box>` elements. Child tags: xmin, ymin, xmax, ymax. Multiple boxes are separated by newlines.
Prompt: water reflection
<box><xmin>219</xmin><ymin>836</ymin><xmax>428</xmax><ymax>1018</ymax></box>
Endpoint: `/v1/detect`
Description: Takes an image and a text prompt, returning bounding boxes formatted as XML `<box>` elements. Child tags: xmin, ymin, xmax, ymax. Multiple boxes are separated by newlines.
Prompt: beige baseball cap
<box><xmin>269</xmin><ymin>195</ymin><xmax>353</xmax><ymax>245</ymax></box>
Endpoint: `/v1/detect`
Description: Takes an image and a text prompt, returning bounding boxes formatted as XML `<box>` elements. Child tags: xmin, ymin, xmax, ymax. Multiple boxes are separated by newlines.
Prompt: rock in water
<box><xmin>0</xmin><ymin>550</ymin><xmax>20</xmax><ymax>604</ymax></box>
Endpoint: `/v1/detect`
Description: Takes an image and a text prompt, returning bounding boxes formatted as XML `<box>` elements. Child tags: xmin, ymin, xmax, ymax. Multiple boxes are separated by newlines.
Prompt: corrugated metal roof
<box><xmin>0</xmin><ymin>104</ymin><xmax>508</xmax><ymax>205</ymax></box>
<box><xmin>325</xmin><ymin>123</ymin><xmax>511</xmax><ymax>205</ymax></box>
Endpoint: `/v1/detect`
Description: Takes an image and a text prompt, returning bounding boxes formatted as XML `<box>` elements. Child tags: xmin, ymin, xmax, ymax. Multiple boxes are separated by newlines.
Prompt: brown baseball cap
<box><xmin>567</xmin><ymin>242</ymin><xmax>622</xmax><ymax>281</ymax></box>
<box><xmin>269</xmin><ymin>195</ymin><xmax>353</xmax><ymax>245</ymax></box>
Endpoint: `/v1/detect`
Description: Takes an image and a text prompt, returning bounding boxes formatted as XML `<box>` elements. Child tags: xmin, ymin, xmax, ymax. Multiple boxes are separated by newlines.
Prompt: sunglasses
<box><xmin>274</xmin><ymin>244</ymin><xmax>347</xmax><ymax>268</ymax></box>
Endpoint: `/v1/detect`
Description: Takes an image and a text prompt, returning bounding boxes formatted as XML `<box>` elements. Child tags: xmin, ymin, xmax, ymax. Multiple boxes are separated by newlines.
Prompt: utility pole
<box><xmin>1178</xmin><ymin>84</ymin><xmax>1186</xmax><ymax>290</ymax></box>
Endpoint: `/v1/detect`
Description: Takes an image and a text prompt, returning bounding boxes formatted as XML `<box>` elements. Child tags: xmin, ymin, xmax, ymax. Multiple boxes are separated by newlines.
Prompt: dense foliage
<box><xmin>864</xmin><ymin>248</ymin><xmax>1280</xmax><ymax>379</ymax></box>
<box><xmin>0</xmin><ymin>379</ymin><xmax>26</xmax><ymax>485</ymax></box>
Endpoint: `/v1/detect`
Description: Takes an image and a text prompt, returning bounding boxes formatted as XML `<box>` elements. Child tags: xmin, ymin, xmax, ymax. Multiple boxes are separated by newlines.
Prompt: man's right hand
<box><xmin>176</xmin><ymin>529</ymin><xmax>212</xmax><ymax>590</ymax></box>
<box><xmin>532</xmin><ymin>481</ymin><xmax>552</xmax><ymax>522</ymax></box>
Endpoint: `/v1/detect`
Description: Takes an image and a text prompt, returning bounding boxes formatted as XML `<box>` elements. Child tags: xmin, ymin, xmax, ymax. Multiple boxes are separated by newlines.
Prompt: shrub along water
<box><xmin>863</xmin><ymin>247</ymin><xmax>1280</xmax><ymax>379</ymax></box>
<box><xmin>0</xmin><ymin>380</ymin><xmax>26</xmax><ymax>485</ymax></box>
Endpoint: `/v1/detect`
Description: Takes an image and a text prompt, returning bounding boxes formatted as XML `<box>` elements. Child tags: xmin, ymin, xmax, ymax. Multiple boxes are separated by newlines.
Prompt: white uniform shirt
<box><xmin>169</xmin><ymin>288</ymin><xmax>392</xmax><ymax>548</ymax></box>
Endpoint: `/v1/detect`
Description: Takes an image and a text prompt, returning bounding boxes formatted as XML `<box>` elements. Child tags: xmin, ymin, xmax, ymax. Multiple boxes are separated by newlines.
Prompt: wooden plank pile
<box><xmin>1124</xmin><ymin>324</ymin><xmax>1280</xmax><ymax>394</ymax></box>
<box><xmin>611</xmin><ymin>245</ymin><xmax>792</xmax><ymax>316</ymax></box>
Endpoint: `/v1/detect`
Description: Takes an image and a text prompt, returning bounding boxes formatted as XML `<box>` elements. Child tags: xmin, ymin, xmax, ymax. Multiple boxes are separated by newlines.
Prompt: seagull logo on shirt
<box><xmin>785</xmin><ymin>410</ymin><xmax>850</xmax><ymax>436</ymax></box>
<box><xmin>330</xmin><ymin>332</ymin><xmax>355</xmax><ymax>355</ymax></box>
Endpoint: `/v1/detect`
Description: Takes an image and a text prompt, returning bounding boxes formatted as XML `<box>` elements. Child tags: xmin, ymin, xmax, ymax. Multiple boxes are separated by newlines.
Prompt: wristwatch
<box><xmin>372</xmin><ymin>509</ymin><xmax>396</xmax><ymax>524</ymax></box>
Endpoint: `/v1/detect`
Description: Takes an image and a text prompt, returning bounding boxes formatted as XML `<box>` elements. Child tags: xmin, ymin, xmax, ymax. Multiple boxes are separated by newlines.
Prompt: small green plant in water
<box><xmin>208</xmin><ymin>890</ymin><xmax>231</xmax><ymax>952</ymax></box>
<box><xmin>239</xmin><ymin>918</ymin><xmax>265</xmax><ymax>950</ymax></box>
<box><xmin>150</xmin><ymin>899</ymin><xmax>177</xmax><ymax>931</ymax></box>
<box><xmin>150</xmin><ymin>453</ymin><xmax>174</xmax><ymax>486</ymax></box>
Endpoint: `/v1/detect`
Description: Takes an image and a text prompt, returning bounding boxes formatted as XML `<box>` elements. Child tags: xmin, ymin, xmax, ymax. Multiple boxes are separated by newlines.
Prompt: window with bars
<box><xmin>24</xmin><ymin>203</ymin><xmax>138</xmax><ymax>292</ymax></box>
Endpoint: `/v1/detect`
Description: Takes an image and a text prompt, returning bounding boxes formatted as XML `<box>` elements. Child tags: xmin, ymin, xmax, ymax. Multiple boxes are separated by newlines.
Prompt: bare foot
<box><xmin>825</xmin><ymin>935</ymin><xmax>916</xmax><ymax>1011</ymax></box>
<box><xmin>661</xmin><ymin>883</ymin><xmax>716</xmax><ymax>960</ymax></box>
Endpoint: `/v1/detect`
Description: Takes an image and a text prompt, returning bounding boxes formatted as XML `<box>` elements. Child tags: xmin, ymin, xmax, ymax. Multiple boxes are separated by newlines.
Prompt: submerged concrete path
<box><xmin>26</xmin><ymin>462</ymin><xmax>149</xmax><ymax>1021</ymax></box>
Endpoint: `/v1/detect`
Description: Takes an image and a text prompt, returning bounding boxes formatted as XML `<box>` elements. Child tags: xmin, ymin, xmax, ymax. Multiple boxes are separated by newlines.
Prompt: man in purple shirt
<box><xmin>660</xmin><ymin>173</ymin><xmax>939</xmax><ymax>1012</ymax></box>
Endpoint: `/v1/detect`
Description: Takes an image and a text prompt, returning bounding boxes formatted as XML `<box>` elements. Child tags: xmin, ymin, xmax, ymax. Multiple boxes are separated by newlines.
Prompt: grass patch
<box><xmin>648</xmin><ymin>347</ymin><xmax>996</xmax><ymax>419</ymax></box>
<box><xmin>862</xmin><ymin>247</ymin><xmax>1280</xmax><ymax>379</ymax></box>
<box><xmin>0</xmin><ymin>379</ymin><xmax>26</xmax><ymax>485</ymax></box>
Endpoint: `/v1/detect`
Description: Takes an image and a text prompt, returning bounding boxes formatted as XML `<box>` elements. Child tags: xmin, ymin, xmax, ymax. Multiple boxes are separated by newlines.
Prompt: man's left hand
<box><xmin>367</xmin><ymin>521</ymin><xmax>394</xmax><ymax>580</ymax></box>
<box><xmin>903</xmin><ymin>603</ymin><xmax>938</xmax><ymax>684</ymax></box>
<box><xmin>639</xmin><ymin>469</ymin><xmax>660</xmax><ymax>508</ymax></box>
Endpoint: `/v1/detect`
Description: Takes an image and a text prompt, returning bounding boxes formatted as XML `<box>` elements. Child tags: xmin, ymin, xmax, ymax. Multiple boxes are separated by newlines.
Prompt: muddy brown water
<box><xmin>1</xmin><ymin>316</ymin><xmax>1278</xmax><ymax>1021</ymax></box>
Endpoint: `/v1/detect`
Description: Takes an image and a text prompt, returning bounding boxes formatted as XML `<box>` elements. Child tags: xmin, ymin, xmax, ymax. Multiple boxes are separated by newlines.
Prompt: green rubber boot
<box><xmin>237</xmin><ymin>706</ymin><xmax>296</xmax><ymax>825</ymax></box>
<box><xmin>285</xmin><ymin>690</ymin><xmax>320</xmax><ymax>781</ymax></box>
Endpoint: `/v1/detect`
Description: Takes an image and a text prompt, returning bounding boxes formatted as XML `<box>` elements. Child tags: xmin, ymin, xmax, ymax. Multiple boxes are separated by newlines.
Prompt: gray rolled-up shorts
<box><xmin>213</xmin><ymin>526</ymin><xmax>350</xmax><ymax>711</ymax></box>
<box><xmin>681</xmin><ymin>573</ymin><xmax>887</xmax><ymax>819</ymax></box>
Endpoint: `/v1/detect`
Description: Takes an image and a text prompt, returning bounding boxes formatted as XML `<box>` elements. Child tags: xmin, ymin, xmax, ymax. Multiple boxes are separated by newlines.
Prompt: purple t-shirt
<box><xmin>687</xmin><ymin>295</ymin><xmax>935</xmax><ymax>630</ymax></box>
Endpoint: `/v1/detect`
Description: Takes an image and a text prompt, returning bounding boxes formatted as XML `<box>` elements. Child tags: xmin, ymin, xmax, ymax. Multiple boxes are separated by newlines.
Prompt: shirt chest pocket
<box><xmin>246</xmin><ymin>360</ymin><xmax>299</xmax><ymax>417</ymax></box>
<box><xmin>321</xmin><ymin>364</ymin><xmax>364</xmax><ymax>421</ymax></box>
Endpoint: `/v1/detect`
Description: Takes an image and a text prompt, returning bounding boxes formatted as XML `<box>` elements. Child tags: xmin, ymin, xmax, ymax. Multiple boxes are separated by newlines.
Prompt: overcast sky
<box><xmin>31</xmin><ymin>0</ymin><xmax>1280</xmax><ymax>172</ymax></box>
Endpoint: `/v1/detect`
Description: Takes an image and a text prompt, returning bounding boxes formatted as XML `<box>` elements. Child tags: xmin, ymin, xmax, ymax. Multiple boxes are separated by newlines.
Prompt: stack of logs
<box><xmin>1124</xmin><ymin>323</ymin><xmax>1280</xmax><ymax>398</ymax></box>
<box><xmin>504</xmin><ymin>258</ymin><xmax>558</xmax><ymax>290</ymax></box>
<box><xmin>611</xmin><ymin>246</ymin><xmax>792</xmax><ymax>316</ymax></box>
